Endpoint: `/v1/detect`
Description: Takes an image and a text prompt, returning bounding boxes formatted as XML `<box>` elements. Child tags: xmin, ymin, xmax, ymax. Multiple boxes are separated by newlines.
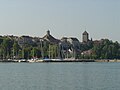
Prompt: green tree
<box><xmin>13</xmin><ymin>41</ymin><xmax>20</xmax><ymax>59</ymax></box>
<box><xmin>1</xmin><ymin>38</ymin><xmax>13</xmax><ymax>59</ymax></box>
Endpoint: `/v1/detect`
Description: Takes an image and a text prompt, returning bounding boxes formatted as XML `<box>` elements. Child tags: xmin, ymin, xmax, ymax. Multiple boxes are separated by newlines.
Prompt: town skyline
<box><xmin>0</xmin><ymin>0</ymin><xmax>120</xmax><ymax>42</ymax></box>
<box><xmin>0</xmin><ymin>30</ymin><xmax>119</xmax><ymax>43</ymax></box>
<box><xmin>0</xmin><ymin>30</ymin><xmax>119</xmax><ymax>60</ymax></box>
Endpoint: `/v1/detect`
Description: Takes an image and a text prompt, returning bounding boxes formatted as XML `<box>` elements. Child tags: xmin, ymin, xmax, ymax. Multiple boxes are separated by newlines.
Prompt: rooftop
<box><xmin>83</xmin><ymin>31</ymin><xmax>88</xmax><ymax>35</ymax></box>
<box><xmin>43</xmin><ymin>30</ymin><xmax>60</xmax><ymax>44</ymax></box>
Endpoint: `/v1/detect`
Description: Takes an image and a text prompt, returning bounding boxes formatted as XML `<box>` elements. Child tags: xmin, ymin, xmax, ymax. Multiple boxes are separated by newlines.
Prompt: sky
<box><xmin>0</xmin><ymin>0</ymin><xmax>120</xmax><ymax>42</ymax></box>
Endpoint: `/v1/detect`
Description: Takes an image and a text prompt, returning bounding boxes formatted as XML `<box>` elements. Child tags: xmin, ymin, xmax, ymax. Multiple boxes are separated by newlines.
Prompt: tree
<box><xmin>13</xmin><ymin>41</ymin><xmax>20</xmax><ymax>59</ymax></box>
<box><xmin>1</xmin><ymin>38</ymin><xmax>13</xmax><ymax>59</ymax></box>
<box><xmin>91</xmin><ymin>39</ymin><xmax>120</xmax><ymax>59</ymax></box>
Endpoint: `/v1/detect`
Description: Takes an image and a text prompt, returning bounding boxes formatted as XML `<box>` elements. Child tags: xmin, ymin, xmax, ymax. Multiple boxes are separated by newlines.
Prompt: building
<box><xmin>18</xmin><ymin>36</ymin><xmax>33</xmax><ymax>47</ymax></box>
<box><xmin>60</xmin><ymin>37</ymin><xmax>80</xmax><ymax>50</ymax></box>
<box><xmin>67</xmin><ymin>37</ymin><xmax>80</xmax><ymax>49</ymax></box>
<box><xmin>43</xmin><ymin>30</ymin><xmax>60</xmax><ymax>44</ymax></box>
<box><xmin>60</xmin><ymin>37</ymin><xmax>81</xmax><ymax>59</ymax></box>
<box><xmin>82</xmin><ymin>31</ymin><xmax>89</xmax><ymax>42</ymax></box>
<box><xmin>81</xmin><ymin>49</ymin><xmax>94</xmax><ymax>56</ymax></box>
<box><xmin>60</xmin><ymin>37</ymin><xmax>70</xmax><ymax>49</ymax></box>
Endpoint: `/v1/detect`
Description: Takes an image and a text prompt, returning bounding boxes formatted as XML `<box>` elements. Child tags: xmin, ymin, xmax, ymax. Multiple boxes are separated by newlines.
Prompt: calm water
<box><xmin>0</xmin><ymin>62</ymin><xmax>120</xmax><ymax>90</ymax></box>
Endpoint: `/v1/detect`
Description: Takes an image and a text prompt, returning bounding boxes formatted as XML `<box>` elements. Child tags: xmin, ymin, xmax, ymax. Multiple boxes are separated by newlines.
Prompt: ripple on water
<box><xmin>0</xmin><ymin>63</ymin><xmax>120</xmax><ymax>90</ymax></box>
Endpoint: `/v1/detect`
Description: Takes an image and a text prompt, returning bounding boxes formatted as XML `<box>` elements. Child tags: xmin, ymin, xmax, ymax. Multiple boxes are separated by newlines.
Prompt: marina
<box><xmin>0</xmin><ymin>0</ymin><xmax>119</xmax><ymax>90</ymax></box>
<box><xmin>1</xmin><ymin>59</ymin><xmax>120</xmax><ymax>63</ymax></box>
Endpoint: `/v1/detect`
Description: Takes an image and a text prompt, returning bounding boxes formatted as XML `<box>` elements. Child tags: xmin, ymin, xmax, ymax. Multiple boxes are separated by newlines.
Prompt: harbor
<box><xmin>1</xmin><ymin>59</ymin><xmax>120</xmax><ymax>63</ymax></box>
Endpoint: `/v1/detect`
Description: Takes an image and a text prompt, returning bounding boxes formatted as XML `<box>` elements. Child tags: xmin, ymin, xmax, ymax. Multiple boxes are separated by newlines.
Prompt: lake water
<box><xmin>0</xmin><ymin>62</ymin><xmax>120</xmax><ymax>90</ymax></box>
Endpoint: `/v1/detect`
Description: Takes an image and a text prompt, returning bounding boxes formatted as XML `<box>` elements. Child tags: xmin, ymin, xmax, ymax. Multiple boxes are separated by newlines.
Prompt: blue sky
<box><xmin>0</xmin><ymin>0</ymin><xmax>120</xmax><ymax>42</ymax></box>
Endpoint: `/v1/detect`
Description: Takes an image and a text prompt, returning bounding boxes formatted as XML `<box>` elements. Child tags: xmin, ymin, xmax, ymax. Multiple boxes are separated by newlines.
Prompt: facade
<box><xmin>18</xmin><ymin>36</ymin><xmax>33</xmax><ymax>47</ymax></box>
<box><xmin>81</xmin><ymin>49</ymin><xmax>93</xmax><ymax>56</ymax></box>
<box><xmin>60</xmin><ymin>37</ymin><xmax>70</xmax><ymax>49</ymax></box>
<box><xmin>67</xmin><ymin>37</ymin><xmax>80</xmax><ymax>49</ymax></box>
<box><xmin>60</xmin><ymin>37</ymin><xmax>80</xmax><ymax>49</ymax></box>
<box><xmin>60</xmin><ymin>37</ymin><xmax>81</xmax><ymax>58</ymax></box>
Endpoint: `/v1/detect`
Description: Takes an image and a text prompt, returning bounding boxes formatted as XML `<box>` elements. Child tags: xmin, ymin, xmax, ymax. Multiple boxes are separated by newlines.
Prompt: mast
<box><xmin>40</xmin><ymin>39</ymin><xmax>44</xmax><ymax>59</ymax></box>
<box><xmin>49</xmin><ymin>44</ymin><xmax>50</xmax><ymax>59</ymax></box>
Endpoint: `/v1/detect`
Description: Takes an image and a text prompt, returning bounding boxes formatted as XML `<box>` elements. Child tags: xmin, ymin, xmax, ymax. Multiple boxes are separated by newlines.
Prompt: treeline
<box><xmin>0</xmin><ymin>37</ymin><xmax>59</xmax><ymax>60</ymax></box>
<box><xmin>0</xmin><ymin>36</ymin><xmax>120</xmax><ymax>60</ymax></box>
<box><xmin>81</xmin><ymin>39</ymin><xmax>120</xmax><ymax>59</ymax></box>
<box><xmin>92</xmin><ymin>39</ymin><xmax>120</xmax><ymax>59</ymax></box>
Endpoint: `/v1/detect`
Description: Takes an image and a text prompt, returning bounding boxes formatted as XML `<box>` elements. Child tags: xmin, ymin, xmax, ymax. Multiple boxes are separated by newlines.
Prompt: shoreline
<box><xmin>0</xmin><ymin>59</ymin><xmax>120</xmax><ymax>63</ymax></box>
<box><xmin>95</xmin><ymin>59</ymin><xmax>120</xmax><ymax>62</ymax></box>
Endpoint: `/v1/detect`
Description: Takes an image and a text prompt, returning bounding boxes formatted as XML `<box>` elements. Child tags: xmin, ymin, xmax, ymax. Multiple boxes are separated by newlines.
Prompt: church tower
<box><xmin>82</xmin><ymin>31</ymin><xmax>89</xmax><ymax>42</ymax></box>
